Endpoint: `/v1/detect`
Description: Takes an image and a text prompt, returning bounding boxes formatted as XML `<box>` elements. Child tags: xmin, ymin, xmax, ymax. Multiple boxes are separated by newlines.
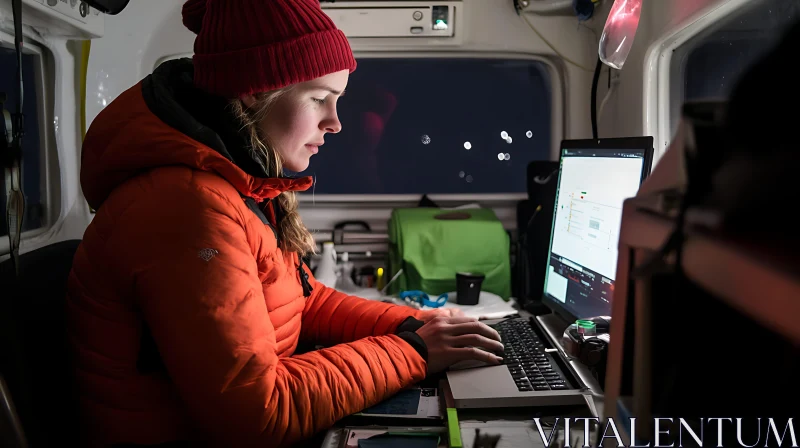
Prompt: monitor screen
<box><xmin>542</xmin><ymin>139</ymin><xmax>652</xmax><ymax>321</ymax></box>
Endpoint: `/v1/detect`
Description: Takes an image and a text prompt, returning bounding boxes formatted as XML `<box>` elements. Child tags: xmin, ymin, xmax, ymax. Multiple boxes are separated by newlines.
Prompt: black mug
<box><xmin>456</xmin><ymin>272</ymin><xmax>485</xmax><ymax>305</ymax></box>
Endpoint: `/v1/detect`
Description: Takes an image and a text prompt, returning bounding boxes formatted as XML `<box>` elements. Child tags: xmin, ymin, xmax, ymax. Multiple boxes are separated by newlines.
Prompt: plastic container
<box><xmin>335</xmin><ymin>252</ymin><xmax>359</xmax><ymax>293</ymax></box>
<box><xmin>315</xmin><ymin>242</ymin><xmax>338</xmax><ymax>288</ymax></box>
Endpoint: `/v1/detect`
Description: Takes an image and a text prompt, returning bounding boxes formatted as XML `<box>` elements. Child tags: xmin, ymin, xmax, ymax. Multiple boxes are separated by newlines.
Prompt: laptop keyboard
<box><xmin>493</xmin><ymin>318</ymin><xmax>572</xmax><ymax>392</ymax></box>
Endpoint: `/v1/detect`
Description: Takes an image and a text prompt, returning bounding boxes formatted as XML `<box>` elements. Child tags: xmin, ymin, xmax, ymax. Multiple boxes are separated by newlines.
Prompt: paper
<box><xmin>424</xmin><ymin>291</ymin><xmax>519</xmax><ymax>320</ymax></box>
<box><xmin>365</xmin><ymin>290</ymin><xmax>518</xmax><ymax>320</ymax></box>
<box><xmin>346</xmin><ymin>429</ymin><xmax>391</xmax><ymax>447</ymax></box>
<box><xmin>359</xmin><ymin>387</ymin><xmax>441</xmax><ymax>419</ymax></box>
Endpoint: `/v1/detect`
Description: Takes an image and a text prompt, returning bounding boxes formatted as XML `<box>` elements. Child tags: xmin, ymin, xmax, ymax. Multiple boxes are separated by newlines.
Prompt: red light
<box><xmin>598</xmin><ymin>0</ymin><xmax>643</xmax><ymax>69</ymax></box>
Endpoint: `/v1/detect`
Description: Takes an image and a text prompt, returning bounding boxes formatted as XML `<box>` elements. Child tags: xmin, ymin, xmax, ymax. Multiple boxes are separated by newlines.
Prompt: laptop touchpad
<box><xmin>447</xmin><ymin>365</ymin><xmax>519</xmax><ymax>398</ymax></box>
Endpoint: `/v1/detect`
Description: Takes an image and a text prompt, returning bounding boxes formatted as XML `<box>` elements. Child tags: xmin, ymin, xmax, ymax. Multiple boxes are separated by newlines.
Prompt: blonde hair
<box><xmin>230</xmin><ymin>90</ymin><xmax>317</xmax><ymax>256</ymax></box>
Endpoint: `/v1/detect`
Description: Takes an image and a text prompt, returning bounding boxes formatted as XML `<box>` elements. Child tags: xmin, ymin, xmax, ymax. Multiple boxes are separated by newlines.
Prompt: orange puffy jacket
<box><xmin>66</xmin><ymin>59</ymin><xmax>428</xmax><ymax>447</ymax></box>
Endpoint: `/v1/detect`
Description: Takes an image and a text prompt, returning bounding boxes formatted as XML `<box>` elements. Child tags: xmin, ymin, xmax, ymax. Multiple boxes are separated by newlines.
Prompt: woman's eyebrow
<box><xmin>314</xmin><ymin>85</ymin><xmax>345</xmax><ymax>96</ymax></box>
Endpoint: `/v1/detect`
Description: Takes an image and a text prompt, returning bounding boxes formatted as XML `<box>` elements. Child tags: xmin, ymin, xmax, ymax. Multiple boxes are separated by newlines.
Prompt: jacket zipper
<box><xmin>297</xmin><ymin>257</ymin><xmax>313</xmax><ymax>297</ymax></box>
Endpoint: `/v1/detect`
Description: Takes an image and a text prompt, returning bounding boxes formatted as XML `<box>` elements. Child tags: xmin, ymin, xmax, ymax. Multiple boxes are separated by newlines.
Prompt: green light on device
<box><xmin>432</xmin><ymin>6</ymin><xmax>449</xmax><ymax>31</ymax></box>
<box><xmin>575</xmin><ymin>320</ymin><xmax>596</xmax><ymax>336</ymax></box>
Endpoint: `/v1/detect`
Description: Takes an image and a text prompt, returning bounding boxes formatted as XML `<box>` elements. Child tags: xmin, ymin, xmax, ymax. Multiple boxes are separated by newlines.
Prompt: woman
<box><xmin>66</xmin><ymin>0</ymin><xmax>504</xmax><ymax>447</ymax></box>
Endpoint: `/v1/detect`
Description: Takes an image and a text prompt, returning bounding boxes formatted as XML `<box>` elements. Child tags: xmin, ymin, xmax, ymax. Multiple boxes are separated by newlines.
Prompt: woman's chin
<box><xmin>283</xmin><ymin>159</ymin><xmax>310</xmax><ymax>174</ymax></box>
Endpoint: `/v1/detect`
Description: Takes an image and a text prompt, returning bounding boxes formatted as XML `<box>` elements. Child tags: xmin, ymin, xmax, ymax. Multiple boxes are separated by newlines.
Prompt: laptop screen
<box><xmin>542</xmin><ymin>140</ymin><xmax>652</xmax><ymax>321</ymax></box>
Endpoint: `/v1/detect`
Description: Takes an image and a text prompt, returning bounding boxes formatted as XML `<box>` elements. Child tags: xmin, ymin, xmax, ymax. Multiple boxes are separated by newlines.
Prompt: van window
<box><xmin>678</xmin><ymin>0</ymin><xmax>798</xmax><ymax>103</ymax></box>
<box><xmin>296</xmin><ymin>57</ymin><xmax>552</xmax><ymax>195</ymax></box>
<box><xmin>1</xmin><ymin>47</ymin><xmax>44</xmax><ymax>238</ymax></box>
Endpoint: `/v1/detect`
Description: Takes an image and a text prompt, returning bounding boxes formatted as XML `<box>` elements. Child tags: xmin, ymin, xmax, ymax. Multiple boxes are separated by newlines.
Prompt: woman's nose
<box><xmin>322</xmin><ymin>110</ymin><xmax>342</xmax><ymax>134</ymax></box>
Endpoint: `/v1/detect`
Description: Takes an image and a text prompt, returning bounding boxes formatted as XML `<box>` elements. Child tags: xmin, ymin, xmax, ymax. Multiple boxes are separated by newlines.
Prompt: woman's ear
<box><xmin>241</xmin><ymin>94</ymin><xmax>257</xmax><ymax>109</ymax></box>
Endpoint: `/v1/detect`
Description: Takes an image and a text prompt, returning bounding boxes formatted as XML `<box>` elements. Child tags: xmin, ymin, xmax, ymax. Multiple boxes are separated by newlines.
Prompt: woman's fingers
<box><xmin>451</xmin><ymin>333</ymin><xmax>505</xmax><ymax>354</ymax></box>
<box><xmin>447</xmin><ymin>320</ymin><xmax>502</xmax><ymax>342</ymax></box>
<box><xmin>453</xmin><ymin>346</ymin><xmax>503</xmax><ymax>365</ymax></box>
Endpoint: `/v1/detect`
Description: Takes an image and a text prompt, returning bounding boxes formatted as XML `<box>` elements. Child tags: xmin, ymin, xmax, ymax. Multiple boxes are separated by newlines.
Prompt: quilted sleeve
<box><xmin>113</xmin><ymin>183</ymin><xmax>426</xmax><ymax>447</ymax></box>
<box><xmin>300</xmin><ymin>271</ymin><xmax>428</xmax><ymax>345</ymax></box>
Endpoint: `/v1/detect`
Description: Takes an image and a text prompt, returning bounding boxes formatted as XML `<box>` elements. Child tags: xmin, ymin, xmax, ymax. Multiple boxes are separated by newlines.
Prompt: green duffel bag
<box><xmin>387</xmin><ymin>207</ymin><xmax>511</xmax><ymax>300</ymax></box>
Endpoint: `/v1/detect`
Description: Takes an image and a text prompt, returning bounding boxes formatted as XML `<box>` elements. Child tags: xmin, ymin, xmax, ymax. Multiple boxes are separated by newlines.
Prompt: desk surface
<box><xmin>319</xmin><ymin>310</ymin><xmax>605</xmax><ymax>447</ymax></box>
<box><xmin>320</xmin><ymin>402</ymin><xmax>601</xmax><ymax>448</ymax></box>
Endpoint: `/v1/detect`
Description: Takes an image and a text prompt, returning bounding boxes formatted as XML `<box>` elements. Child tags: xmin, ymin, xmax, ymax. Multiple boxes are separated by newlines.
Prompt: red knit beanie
<box><xmin>181</xmin><ymin>0</ymin><xmax>356</xmax><ymax>99</ymax></box>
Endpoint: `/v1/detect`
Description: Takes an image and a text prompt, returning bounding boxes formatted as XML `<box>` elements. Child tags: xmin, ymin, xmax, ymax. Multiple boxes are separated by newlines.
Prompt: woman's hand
<box><xmin>415</xmin><ymin>316</ymin><xmax>504</xmax><ymax>374</ymax></box>
<box><xmin>420</xmin><ymin>307</ymin><xmax>465</xmax><ymax>322</ymax></box>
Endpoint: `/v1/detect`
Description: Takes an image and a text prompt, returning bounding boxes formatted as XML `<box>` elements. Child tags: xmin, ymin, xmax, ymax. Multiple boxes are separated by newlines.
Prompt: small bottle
<box><xmin>336</xmin><ymin>252</ymin><xmax>359</xmax><ymax>292</ymax></box>
<box><xmin>315</xmin><ymin>242</ymin><xmax>338</xmax><ymax>288</ymax></box>
<box><xmin>375</xmin><ymin>267</ymin><xmax>385</xmax><ymax>291</ymax></box>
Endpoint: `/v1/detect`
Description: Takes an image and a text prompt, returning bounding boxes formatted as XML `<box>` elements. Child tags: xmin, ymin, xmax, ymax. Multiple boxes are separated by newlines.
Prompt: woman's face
<box><xmin>242</xmin><ymin>69</ymin><xmax>349</xmax><ymax>173</ymax></box>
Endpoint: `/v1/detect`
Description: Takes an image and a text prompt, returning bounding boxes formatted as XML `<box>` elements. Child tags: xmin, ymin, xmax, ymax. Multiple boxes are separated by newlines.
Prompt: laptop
<box><xmin>446</xmin><ymin>137</ymin><xmax>654</xmax><ymax>409</ymax></box>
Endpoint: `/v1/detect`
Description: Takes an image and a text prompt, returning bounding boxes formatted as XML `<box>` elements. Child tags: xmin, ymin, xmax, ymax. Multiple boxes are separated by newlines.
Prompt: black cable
<box><xmin>10</xmin><ymin>0</ymin><xmax>24</xmax><ymax>156</ymax></box>
<box><xmin>12</xmin><ymin>0</ymin><xmax>24</xmax><ymax>123</ymax></box>
<box><xmin>590</xmin><ymin>56</ymin><xmax>602</xmax><ymax>140</ymax></box>
<box><xmin>7</xmin><ymin>0</ymin><xmax>26</xmax><ymax>276</ymax></box>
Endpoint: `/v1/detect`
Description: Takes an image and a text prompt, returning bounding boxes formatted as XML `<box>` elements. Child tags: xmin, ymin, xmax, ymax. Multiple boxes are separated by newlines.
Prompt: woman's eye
<box><xmin>313</xmin><ymin>98</ymin><xmax>326</xmax><ymax>105</ymax></box>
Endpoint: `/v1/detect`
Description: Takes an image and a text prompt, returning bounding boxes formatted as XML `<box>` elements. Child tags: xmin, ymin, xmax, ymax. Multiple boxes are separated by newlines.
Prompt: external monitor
<box><xmin>541</xmin><ymin>137</ymin><xmax>653</xmax><ymax>322</ymax></box>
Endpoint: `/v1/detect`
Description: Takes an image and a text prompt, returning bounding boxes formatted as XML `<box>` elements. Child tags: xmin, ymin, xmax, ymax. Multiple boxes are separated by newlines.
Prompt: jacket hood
<box><xmin>80</xmin><ymin>58</ymin><xmax>313</xmax><ymax>210</ymax></box>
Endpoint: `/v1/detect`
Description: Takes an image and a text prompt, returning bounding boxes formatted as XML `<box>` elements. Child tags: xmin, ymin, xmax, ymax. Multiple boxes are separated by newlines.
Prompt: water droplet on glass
<box><xmin>497</xmin><ymin>153</ymin><xmax>505</xmax><ymax>161</ymax></box>
<box><xmin>466</xmin><ymin>175</ymin><xmax>473</xmax><ymax>183</ymax></box>
<box><xmin>526</xmin><ymin>130</ymin><xmax>533</xmax><ymax>138</ymax></box>
<box><xmin>504</xmin><ymin>153</ymin><xmax>511</xmax><ymax>160</ymax></box>
<box><xmin>421</xmin><ymin>135</ymin><xmax>431</xmax><ymax>144</ymax></box>
<box><xmin>506</xmin><ymin>136</ymin><xmax>513</xmax><ymax>144</ymax></box>
<box><xmin>464</xmin><ymin>141</ymin><xmax>472</xmax><ymax>150</ymax></box>
<box><xmin>459</xmin><ymin>171</ymin><xmax>465</xmax><ymax>178</ymax></box>
<box><xmin>500</xmin><ymin>131</ymin><xmax>508</xmax><ymax>139</ymax></box>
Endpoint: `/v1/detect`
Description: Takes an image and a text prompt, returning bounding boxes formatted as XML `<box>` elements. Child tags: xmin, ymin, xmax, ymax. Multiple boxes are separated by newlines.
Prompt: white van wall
<box><xmin>83</xmin><ymin>1</ymin><xmax>600</xmax><ymax>147</ymax></box>
<box><xmin>0</xmin><ymin>28</ymin><xmax>90</xmax><ymax>257</ymax></box>
<box><xmin>81</xmin><ymin>1</ymin><xmax>599</xmax><ymax>242</ymax></box>
<box><xmin>597</xmin><ymin>0</ymin><xmax>739</xmax><ymax>158</ymax></box>
<box><xmin>1</xmin><ymin>0</ymin><xmax>750</xmax><ymax>258</ymax></box>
